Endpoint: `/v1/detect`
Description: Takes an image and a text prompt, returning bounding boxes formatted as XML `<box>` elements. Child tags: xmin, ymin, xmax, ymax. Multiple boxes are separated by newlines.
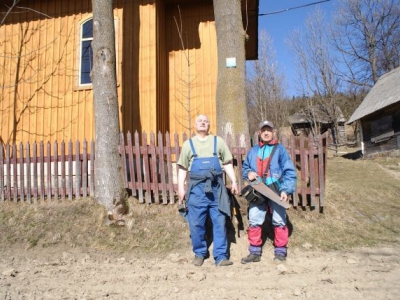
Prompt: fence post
<box><xmin>0</xmin><ymin>144</ymin><xmax>4</xmax><ymax>202</ymax></box>
<box><xmin>142</xmin><ymin>132</ymin><xmax>151</xmax><ymax>204</ymax></box>
<box><xmin>134</xmin><ymin>131</ymin><xmax>144</xmax><ymax>203</ymax></box>
<box><xmin>149</xmin><ymin>132</ymin><xmax>159</xmax><ymax>204</ymax></box>
<box><xmin>68</xmin><ymin>141</ymin><xmax>73</xmax><ymax>201</ymax></box>
<box><xmin>61</xmin><ymin>141</ymin><xmax>66</xmax><ymax>201</ymax></box>
<box><xmin>54</xmin><ymin>141</ymin><xmax>59</xmax><ymax>201</ymax></box>
<box><xmin>90</xmin><ymin>140</ymin><xmax>95</xmax><ymax>197</ymax></box>
<box><xmin>26</xmin><ymin>143</ymin><xmax>31</xmax><ymax>204</ymax></box>
<box><xmin>19</xmin><ymin>143</ymin><xmax>25</xmax><ymax>203</ymax></box>
<box><xmin>75</xmin><ymin>140</ymin><xmax>81</xmax><ymax>200</ymax></box>
<box><xmin>157</xmin><ymin>132</ymin><xmax>168</xmax><ymax>204</ymax></box>
<box><xmin>33</xmin><ymin>142</ymin><xmax>38</xmax><ymax>204</ymax></box>
<box><xmin>165</xmin><ymin>132</ymin><xmax>175</xmax><ymax>203</ymax></box>
<box><xmin>82</xmin><ymin>140</ymin><xmax>88</xmax><ymax>198</ymax></box>
<box><xmin>47</xmin><ymin>142</ymin><xmax>52</xmax><ymax>202</ymax></box>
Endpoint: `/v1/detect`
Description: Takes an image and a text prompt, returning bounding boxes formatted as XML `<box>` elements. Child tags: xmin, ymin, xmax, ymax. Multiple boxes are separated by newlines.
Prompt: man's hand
<box><xmin>178</xmin><ymin>187</ymin><xmax>186</xmax><ymax>205</ymax></box>
<box><xmin>177</xmin><ymin>166</ymin><xmax>188</xmax><ymax>205</ymax></box>
<box><xmin>247</xmin><ymin>171</ymin><xmax>258</xmax><ymax>181</ymax></box>
<box><xmin>280</xmin><ymin>191</ymin><xmax>288</xmax><ymax>202</ymax></box>
<box><xmin>230</xmin><ymin>182</ymin><xmax>239</xmax><ymax>195</ymax></box>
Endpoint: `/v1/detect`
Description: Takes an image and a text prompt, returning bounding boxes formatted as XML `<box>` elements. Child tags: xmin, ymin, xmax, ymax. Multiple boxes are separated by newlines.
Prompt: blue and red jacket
<box><xmin>242</xmin><ymin>142</ymin><xmax>297</xmax><ymax>195</ymax></box>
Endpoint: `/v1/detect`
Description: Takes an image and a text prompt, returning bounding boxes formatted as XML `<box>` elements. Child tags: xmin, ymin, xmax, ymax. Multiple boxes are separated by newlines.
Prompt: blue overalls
<box><xmin>186</xmin><ymin>137</ymin><xmax>229</xmax><ymax>265</ymax></box>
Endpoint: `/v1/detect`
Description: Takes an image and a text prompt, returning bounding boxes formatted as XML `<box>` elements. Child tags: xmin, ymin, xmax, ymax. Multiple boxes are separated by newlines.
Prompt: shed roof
<box><xmin>347</xmin><ymin>67</ymin><xmax>400</xmax><ymax>124</ymax></box>
<box><xmin>289</xmin><ymin>105</ymin><xmax>345</xmax><ymax>125</ymax></box>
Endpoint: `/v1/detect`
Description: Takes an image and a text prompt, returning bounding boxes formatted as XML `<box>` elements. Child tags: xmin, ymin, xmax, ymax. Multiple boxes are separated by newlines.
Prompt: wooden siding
<box><xmin>361</xmin><ymin>102</ymin><xmax>400</xmax><ymax>157</ymax></box>
<box><xmin>166</xmin><ymin>4</ymin><xmax>217</xmax><ymax>135</ymax></box>
<box><xmin>1</xmin><ymin>0</ymin><xmax>221</xmax><ymax>154</ymax></box>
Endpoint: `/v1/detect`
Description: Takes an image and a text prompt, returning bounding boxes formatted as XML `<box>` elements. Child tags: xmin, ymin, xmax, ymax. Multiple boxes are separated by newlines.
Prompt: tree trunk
<box><xmin>213</xmin><ymin>0</ymin><xmax>249</xmax><ymax>141</ymax></box>
<box><xmin>91</xmin><ymin>0</ymin><xmax>127</xmax><ymax>218</ymax></box>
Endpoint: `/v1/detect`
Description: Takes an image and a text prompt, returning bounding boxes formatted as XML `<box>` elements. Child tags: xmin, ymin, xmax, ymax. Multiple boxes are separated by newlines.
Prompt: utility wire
<box><xmin>259</xmin><ymin>0</ymin><xmax>331</xmax><ymax>17</ymax></box>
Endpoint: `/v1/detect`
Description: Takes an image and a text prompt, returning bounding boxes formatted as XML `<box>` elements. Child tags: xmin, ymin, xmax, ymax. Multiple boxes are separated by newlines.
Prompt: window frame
<box><xmin>76</xmin><ymin>16</ymin><xmax>119</xmax><ymax>90</ymax></box>
<box><xmin>79</xmin><ymin>18</ymin><xmax>94</xmax><ymax>87</ymax></box>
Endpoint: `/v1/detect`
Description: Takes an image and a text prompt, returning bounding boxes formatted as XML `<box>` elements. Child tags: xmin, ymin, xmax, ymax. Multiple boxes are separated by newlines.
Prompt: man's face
<box><xmin>194</xmin><ymin>115</ymin><xmax>210</xmax><ymax>133</ymax></box>
<box><xmin>259</xmin><ymin>126</ymin><xmax>274</xmax><ymax>143</ymax></box>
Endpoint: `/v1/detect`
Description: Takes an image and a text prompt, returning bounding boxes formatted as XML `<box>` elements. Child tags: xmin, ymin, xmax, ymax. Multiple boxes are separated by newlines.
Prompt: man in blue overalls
<box><xmin>177</xmin><ymin>114</ymin><xmax>239</xmax><ymax>267</ymax></box>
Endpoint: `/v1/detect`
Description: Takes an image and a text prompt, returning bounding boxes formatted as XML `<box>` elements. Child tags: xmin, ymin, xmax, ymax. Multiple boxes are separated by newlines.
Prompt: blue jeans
<box><xmin>187</xmin><ymin>182</ymin><xmax>228</xmax><ymax>265</ymax></box>
<box><xmin>248</xmin><ymin>199</ymin><xmax>287</xmax><ymax>227</ymax></box>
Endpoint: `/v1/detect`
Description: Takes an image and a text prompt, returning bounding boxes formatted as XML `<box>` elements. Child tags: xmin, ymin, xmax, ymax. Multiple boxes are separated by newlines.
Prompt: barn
<box><xmin>347</xmin><ymin>67</ymin><xmax>400</xmax><ymax>157</ymax></box>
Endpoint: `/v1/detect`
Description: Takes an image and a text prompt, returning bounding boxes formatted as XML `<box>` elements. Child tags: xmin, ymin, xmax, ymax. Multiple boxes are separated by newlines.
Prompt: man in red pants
<box><xmin>241</xmin><ymin>120</ymin><xmax>297</xmax><ymax>263</ymax></box>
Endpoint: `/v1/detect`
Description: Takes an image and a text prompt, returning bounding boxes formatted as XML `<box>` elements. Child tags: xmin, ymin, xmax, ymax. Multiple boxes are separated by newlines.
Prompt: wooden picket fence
<box><xmin>0</xmin><ymin>140</ymin><xmax>95</xmax><ymax>203</ymax></box>
<box><xmin>0</xmin><ymin>132</ymin><xmax>328</xmax><ymax>209</ymax></box>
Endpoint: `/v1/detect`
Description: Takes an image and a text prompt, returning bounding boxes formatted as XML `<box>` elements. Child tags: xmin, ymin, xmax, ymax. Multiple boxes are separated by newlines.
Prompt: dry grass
<box><xmin>288</xmin><ymin>151</ymin><xmax>400</xmax><ymax>250</ymax></box>
<box><xmin>0</xmin><ymin>198</ymin><xmax>190</xmax><ymax>257</ymax></box>
<box><xmin>0</xmin><ymin>150</ymin><xmax>399</xmax><ymax>255</ymax></box>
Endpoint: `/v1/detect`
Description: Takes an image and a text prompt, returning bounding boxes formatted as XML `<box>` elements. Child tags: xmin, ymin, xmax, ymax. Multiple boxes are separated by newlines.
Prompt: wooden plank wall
<box><xmin>1</xmin><ymin>0</ymin><xmax>97</xmax><ymax>152</ymax></box>
<box><xmin>361</xmin><ymin>103</ymin><xmax>400</xmax><ymax>157</ymax></box>
<box><xmin>2</xmin><ymin>0</ymin><xmax>194</xmax><ymax>153</ymax></box>
<box><xmin>165</xmin><ymin>3</ymin><xmax>217</xmax><ymax>136</ymax></box>
<box><xmin>1</xmin><ymin>0</ymin><xmax>221</xmax><ymax>153</ymax></box>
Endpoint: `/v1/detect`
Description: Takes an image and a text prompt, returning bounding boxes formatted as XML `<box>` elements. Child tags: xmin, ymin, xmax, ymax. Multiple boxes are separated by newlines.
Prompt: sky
<box><xmin>252</xmin><ymin>0</ymin><xmax>335</xmax><ymax>97</ymax></box>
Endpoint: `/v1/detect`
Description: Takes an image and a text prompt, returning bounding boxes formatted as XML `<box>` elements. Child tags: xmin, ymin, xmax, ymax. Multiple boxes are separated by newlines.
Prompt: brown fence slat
<box><xmin>54</xmin><ymin>142</ymin><xmax>59</xmax><ymax>201</ymax></box>
<box><xmin>126</xmin><ymin>132</ymin><xmax>137</xmax><ymax>195</ymax></box>
<box><xmin>90</xmin><ymin>140</ymin><xmax>95</xmax><ymax>197</ymax></box>
<box><xmin>61</xmin><ymin>141</ymin><xmax>66</xmax><ymax>201</ymax></box>
<box><xmin>5</xmin><ymin>145</ymin><xmax>11</xmax><ymax>202</ymax></box>
<box><xmin>318</xmin><ymin>134</ymin><xmax>326</xmax><ymax>207</ymax></box>
<box><xmin>68</xmin><ymin>141</ymin><xmax>73</xmax><ymax>201</ymax></box>
<box><xmin>0</xmin><ymin>144</ymin><xmax>4</xmax><ymax>202</ymax></box>
<box><xmin>19</xmin><ymin>143</ymin><xmax>24</xmax><ymax>202</ymax></box>
<box><xmin>165</xmin><ymin>132</ymin><xmax>175</xmax><ymax>203</ymax></box>
<box><xmin>142</xmin><ymin>133</ymin><xmax>151</xmax><ymax>204</ymax></box>
<box><xmin>157</xmin><ymin>132</ymin><xmax>167</xmax><ymax>204</ymax></box>
<box><xmin>308</xmin><ymin>134</ymin><xmax>316</xmax><ymax>207</ymax></box>
<box><xmin>47</xmin><ymin>142</ymin><xmax>52</xmax><ymax>202</ymax></box>
<box><xmin>299</xmin><ymin>136</ymin><xmax>307</xmax><ymax>207</ymax></box>
<box><xmin>149</xmin><ymin>133</ymin><xmax>159</xmax><ymax>204</ymax></box>
<box><xmin>26</xmin><ymin>143</ymin><xmax>31</xmax><ymax>204</ymax></box>
<box><xmin>75</xmin><ymin>141</ymin><xmax>80</xmax><ymax>200</ymax></box>
<box><xmin>39</xmin><ymin>142</ymin><xmax>45</xmax><ymax>202</ymax></box>
<box><xmin>120</xmin><ymin>133</ymin><xmax>128</xmax><ymax>189</ymax></box>
<box><xmin>12</xmin><ymin>144</ymin><xmax>18</xmax><ymax>202</ymax></box>
<box><xmin>33</xmin><ymin>142</ymin><xmax>38</xmax><ymax>204</ymax></box>
<box><xmin>82</xmin><ymin>140</ymin><xmax>88</xmax><ymax>198</ymax></box>
<box><xmin>134</xmin><ymin>131</ymin><xmax>144</xmax><ymax>203</ymax></box>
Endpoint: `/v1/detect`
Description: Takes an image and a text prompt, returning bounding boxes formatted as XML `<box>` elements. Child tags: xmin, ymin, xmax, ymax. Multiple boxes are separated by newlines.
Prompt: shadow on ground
<box><xmin>342</xmin><ymin>150</ymin><xmax>363</xmax><ymax>160</ymax></box>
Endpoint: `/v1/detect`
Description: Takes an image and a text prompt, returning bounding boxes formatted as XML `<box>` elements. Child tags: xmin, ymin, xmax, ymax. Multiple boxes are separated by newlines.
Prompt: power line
<box><xmin>259</xmin><ymin>0</ymin><xmax>331</xmax><ymax>17</ymax></box>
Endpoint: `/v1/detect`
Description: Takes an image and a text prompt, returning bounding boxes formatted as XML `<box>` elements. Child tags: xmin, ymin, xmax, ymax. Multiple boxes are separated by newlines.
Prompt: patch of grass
<box><xmin>286</xmin><ymin>155</ymin><xmax>400</xmax><ymax>250</ymax></box>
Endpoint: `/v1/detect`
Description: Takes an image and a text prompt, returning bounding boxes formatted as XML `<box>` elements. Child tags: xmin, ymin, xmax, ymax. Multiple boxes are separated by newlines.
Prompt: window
<box><xmin>79</xmin><ymin>19</ymin><xmax>93</xmax><ymax>85</ymax></box>
<box><xmin>370</xmin><ymin>115</ymin><xmax>394</xmax><ymax>143</ymax></box>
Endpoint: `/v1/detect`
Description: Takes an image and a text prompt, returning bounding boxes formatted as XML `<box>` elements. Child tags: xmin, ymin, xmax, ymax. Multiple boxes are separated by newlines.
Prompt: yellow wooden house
<box><xmin>0</xmin><ymin>0</ymin><xmax>259</xmax><ymax>150</ymax></box>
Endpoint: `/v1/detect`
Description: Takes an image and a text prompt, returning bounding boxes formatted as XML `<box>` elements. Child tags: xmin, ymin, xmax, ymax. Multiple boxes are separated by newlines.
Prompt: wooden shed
<box><xmin>288</xmin><ymin>105</ymin><xmax>346</xmax><ymax>145</ymax></box>
<box><xmin>347</xmin><ymin>67</ymin><xmax>400</xmax><ymax>157</ymax></box>
<box><xmin>0</xmin><ymin>0</ymin><xmax>259</xmax><ymax>151</ymax></box>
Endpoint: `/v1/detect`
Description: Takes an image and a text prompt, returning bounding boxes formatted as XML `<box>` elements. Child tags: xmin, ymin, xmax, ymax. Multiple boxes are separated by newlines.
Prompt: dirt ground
<box><xmin>1</xmin><ymin>153</ymin><xmax>400</xmax><ymax>299</ymax></box>
<box><xmin>1</xmin><ymin>235</ymin><xmax>399</xmax><ymax>300</ymax></box>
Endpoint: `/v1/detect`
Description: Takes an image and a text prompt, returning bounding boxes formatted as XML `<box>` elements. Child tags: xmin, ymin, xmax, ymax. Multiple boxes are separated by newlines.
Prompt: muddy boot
<box><xmin>241</xmin><ymin>254</ymin><xmax>261</xmax><ymax>264</ymax></box>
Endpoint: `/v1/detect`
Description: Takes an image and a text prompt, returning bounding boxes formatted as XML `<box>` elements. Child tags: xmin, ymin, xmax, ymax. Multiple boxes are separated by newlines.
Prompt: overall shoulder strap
<box><xmin>213</xmin><ymin>136</ymin><xmax>217</xmax><ymax>156</ymax></box>
<box><xmin>188</xmin><ymin>139</ymin><xmax>197</xmax><ymax>157</ymax></box>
